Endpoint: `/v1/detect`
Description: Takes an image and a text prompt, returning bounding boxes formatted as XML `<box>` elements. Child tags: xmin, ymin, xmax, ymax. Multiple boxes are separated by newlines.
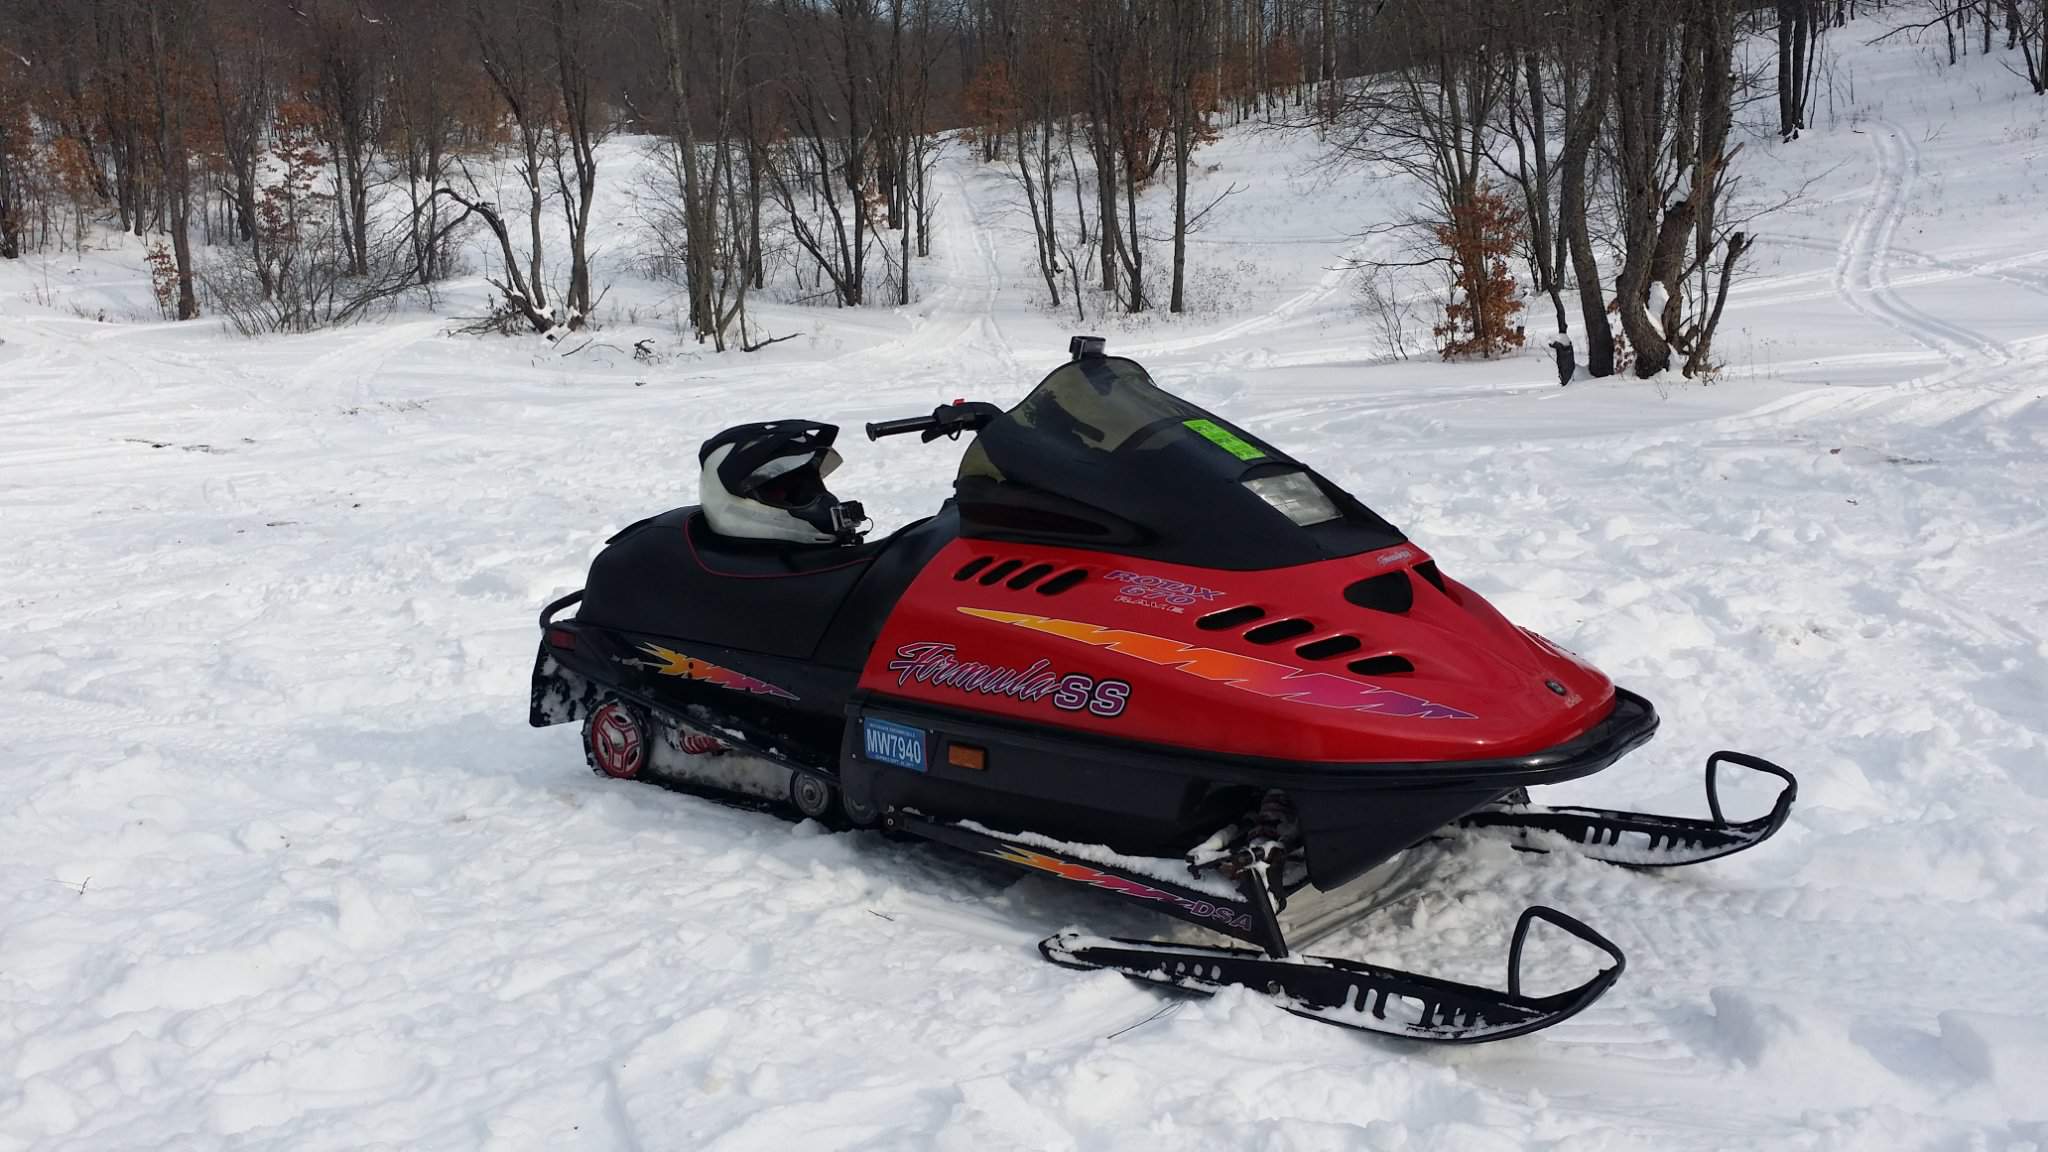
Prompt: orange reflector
<box><xmin>947</xmin><ymin>743</ymin><xmax>987</xmax><ymax>771</ymax></box>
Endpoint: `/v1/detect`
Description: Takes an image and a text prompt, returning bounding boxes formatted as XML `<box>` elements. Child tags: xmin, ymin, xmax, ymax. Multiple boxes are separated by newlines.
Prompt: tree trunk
<box><xmin>1559</xmin><ymin>47</ymin><xmax>1613</xmax><ymax>377</ymax></box>
<box><xmin>1612</xmin><ymin>3</ymin><xmax>1673</xmax><ymax>377</ymax></box>
<box><xmin>660</xmin><ymin>0</ymin><xmax>716</xmax><ymax>340</ymax></box>
<box><xmin>148</xmin><ymin>4</ymin><xmax>197</xmax><ymax>320</ymax></box>
<box><xmin>0</xmin><ymin>143</ymin><xmax>18</xmax><ymax>258</ymax></box>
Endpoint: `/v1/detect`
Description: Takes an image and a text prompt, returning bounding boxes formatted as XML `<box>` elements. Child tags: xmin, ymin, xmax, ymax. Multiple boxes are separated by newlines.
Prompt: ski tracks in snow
<box><xmin>1834</xmin><ymin>123</ymin><xmax>2013</xmax><ymax>376</ymax></box>
<box><xmin>1730</xmin><ymin>121</ymin><xmax>2045</xmax><ymax>436</ymax></box>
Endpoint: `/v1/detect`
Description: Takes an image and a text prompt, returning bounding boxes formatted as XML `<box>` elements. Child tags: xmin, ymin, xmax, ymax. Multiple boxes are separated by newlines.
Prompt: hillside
<box><xmin>3</xmin><ymin>18</ymin><xmax>2047</xmax><ymax>1152</ymax></box>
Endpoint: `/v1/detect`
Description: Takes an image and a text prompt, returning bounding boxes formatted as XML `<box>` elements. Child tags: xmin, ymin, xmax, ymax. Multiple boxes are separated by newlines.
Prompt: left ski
<box><xmin>1042</xmin><ymin>905</ymin><xmax>1624</xmax><ymax>1043</ymax></box>
<box><xmin>1456</xmin><ymin>751</ymin><xmax>1798</xmax><ymax>868</ymax></box>
<box><xmin>896</xmin><ymin>810</ymin><xmax>1629</xmax><ymax>1043</ymax></box>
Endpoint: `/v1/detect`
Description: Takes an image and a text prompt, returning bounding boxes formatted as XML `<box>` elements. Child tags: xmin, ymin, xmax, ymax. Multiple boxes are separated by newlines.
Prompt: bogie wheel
<box><xmin>585</xmin><ymin>700</ymin><xmax>649</xmax><ymax>781</ymax></box>
<box><xmin>789</xmin><ymin>772</ymin><xmax>838</xmax><ymax>821</ymax></box>
<box><xmin>841</xmin><ymin>787</ymin><xmax>881</xmax><ymax>829</ymax></box>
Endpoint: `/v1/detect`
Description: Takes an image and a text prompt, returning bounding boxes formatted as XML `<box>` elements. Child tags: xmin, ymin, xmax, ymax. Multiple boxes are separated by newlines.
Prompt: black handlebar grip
<box><xmin>867</xmin><ymin>416</ymin><xmax>934</xmax><ymax>440</ymax></box>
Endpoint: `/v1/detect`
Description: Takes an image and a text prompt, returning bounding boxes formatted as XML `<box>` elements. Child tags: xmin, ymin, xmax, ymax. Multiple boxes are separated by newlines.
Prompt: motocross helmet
<box><xmin>699</xmin><ymin>420</ymin><xmax>867</xmax><ymax>545</ymax></box>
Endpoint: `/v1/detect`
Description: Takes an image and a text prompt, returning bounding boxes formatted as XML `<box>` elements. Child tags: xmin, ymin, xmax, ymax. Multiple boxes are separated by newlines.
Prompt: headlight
<box><xmin>1244</xmin><ymin>471</ymin><xmax>1340</xmax><ymax>526</ymax></box>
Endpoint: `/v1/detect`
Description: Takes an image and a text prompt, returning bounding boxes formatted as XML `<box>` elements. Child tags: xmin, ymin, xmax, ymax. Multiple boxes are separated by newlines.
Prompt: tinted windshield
<box><xmin>956</xmin><ymin>355</ymin><xmax>1403</xmax><ymax>570</ymax></box>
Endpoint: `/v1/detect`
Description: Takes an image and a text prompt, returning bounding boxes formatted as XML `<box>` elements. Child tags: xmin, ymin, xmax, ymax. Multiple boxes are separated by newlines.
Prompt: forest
<box><xmin>0</xmin><ymin>0</ymin><xmax>2040</xmax><ymax>375</ymax></box>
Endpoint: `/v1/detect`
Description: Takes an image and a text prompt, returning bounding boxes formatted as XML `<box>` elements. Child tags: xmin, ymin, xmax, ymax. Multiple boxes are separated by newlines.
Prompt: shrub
<box><xmin>1432</xmin><ymin>185</ymin><xmax>1527</xmax><ymax>360</ymax></box>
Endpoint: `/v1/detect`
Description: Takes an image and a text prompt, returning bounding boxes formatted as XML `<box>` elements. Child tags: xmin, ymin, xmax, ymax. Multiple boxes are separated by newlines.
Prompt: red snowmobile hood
<box><xmin>859</xmin><ymin>540</ymin><xmax>1615</xmax><ymax>765</ymax></box>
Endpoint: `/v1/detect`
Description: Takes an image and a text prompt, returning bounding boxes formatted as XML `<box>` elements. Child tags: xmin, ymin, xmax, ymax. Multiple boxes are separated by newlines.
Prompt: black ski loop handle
<box><xmin>1703</xmin><ymin>751</ymin><xmax>1800</xmax><ymax>830</ymax></box>
<box><xmin>1506</xmin><ymin>905</ymin><xmax>1626</xmax><ymax>1001</ymax></box>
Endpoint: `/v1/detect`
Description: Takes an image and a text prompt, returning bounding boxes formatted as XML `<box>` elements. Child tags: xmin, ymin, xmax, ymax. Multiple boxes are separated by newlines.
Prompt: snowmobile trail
<box><xmin>1120</xmin><ymin>236</ymin><xmax>1372</xmax><ymax>360</ymax></box>
<box><xmin>1834</xmin><ymin>124</ymin><xmax>2014</xmax><ymax>380</ymax></box>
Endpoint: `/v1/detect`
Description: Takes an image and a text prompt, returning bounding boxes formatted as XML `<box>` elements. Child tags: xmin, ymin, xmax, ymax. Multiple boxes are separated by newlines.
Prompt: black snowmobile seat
<box><xmin>578</xmin><ymin>507</ymin><xmax>957</xmax><ymax>665</ymax></box>
<box><xmin>576</xmin><ymin>507</ymin><xmax>880</xmax><ymax>661</ymax></box>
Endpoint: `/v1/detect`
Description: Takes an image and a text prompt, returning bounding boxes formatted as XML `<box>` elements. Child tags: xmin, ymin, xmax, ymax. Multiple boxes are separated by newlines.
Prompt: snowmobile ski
<box><xmin>1455</xmin><ymin>751</ymin><xmax>1798</xmax><ymax>868</ymax></box>
<box><xmin>1042</xmin><ymin>906</ymin><xmax>1624</xmax><ymax>1044</ymax></box>
<box><xmin>891</xmin><ymin>809</ymin><xmax>1627</xmax><ymax>1043</ymax></box>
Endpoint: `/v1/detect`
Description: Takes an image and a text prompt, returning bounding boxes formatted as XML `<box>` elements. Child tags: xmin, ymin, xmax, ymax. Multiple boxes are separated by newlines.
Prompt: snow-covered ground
<box><xmin>4</xmin><ymin>25</ymin><xmax>2047</xmax><ymax>1152</ymax></box>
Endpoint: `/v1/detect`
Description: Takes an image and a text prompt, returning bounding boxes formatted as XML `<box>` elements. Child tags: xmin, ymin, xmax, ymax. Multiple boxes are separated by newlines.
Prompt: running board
<box><xmin>890</xmin><ymin>811</ymin><xmax>1628</xmax><ymax>1043</ymax></box>
<box><xmin>1043</xmin><ymin>906</ymin><xmax>1624</xmax><ymax>1043</ymax></box>
<box><xmin>1457</xmin><ymin>751</ymin><xmax>1798</xmax><ymax>868</ymax></box>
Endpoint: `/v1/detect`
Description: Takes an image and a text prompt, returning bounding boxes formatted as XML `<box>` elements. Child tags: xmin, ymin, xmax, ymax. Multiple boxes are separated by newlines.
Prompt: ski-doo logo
<box><xmin>1105</xmin><ymin>569</ymin><xmax>1223</xmax><ymax>613</ymax></box>
<box><xmin>887</xmin><ymin>642</ymin><xmax>1130</xmax><ymax>717</ymax></box>
<box><xmin>989</xmin><ymin>846</ymin><xmax>1254</xmax><ymax>932</ymax></box>
<box><xmin>861</xmin><ymin>718</ymin><xmax>927</xmax><ymax>772</ymax></box>
<box><xmin>956</xmin><ymin>608</ymin><xmax>1477</xmax><ymax>720</ymax></box>
<box><xmin>628</xmin><ymin>643</ymin><xmax>798</xmax><ymax>700</ymax></box>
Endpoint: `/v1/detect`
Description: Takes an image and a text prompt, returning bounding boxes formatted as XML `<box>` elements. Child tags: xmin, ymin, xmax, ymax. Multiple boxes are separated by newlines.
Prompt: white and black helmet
<box><xmin>699</xmin><ymin>420</ymin><xmax>868</xmax><ymax>545</ymax></box>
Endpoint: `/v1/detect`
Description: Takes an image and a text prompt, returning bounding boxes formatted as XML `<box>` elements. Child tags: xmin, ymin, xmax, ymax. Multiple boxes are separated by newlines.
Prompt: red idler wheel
<box><xmin>586</xmin><ymin>700</ymin><xmax>647</xmax><ymax>780</ymax></box>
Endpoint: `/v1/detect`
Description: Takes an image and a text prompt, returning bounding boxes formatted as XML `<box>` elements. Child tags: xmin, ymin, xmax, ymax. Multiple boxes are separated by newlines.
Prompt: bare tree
<box><xmin>1167</xmin><ymin>0</ymin><xmax>1213</xmax><ymax>313</ymax></box>
<box><xmin>1776</xmin><ymin>0</ymin><xmax>1826</xmax><ymax>139</ymax></box>
<box><xmin>997</xmin><ymin>0</ymin><xmax>1073</xmax><ymax>310</ymax></box>
<box><xmin>145</xmin><ymin>0</ymin><xmax>198</xmax><ymax>318</ymax></box>
<box><xmin>549</xmin><ymin>0</ymin><xmax>610</xmax><ymax>326</ymax></box>
<box><xmin>653</xmin><ymin>0</ymin><xmax>759</xmax><ymax>348</ymax></box>
<box><xmin>468</xmin><ymin>0</ymin><xmax>562</xmax><ymax>326</ymax></box>
<box><xmin>765</xmin><ymin>0</ymin><xmax>878</xmax><ymax>307</ymax></box>
<box><xmin>302</xmin><ymin>0</ymin><xmax>382</xmax><ymax>277</ymax></box>
<box><xmin>384</xmin><ymin>0</ymin><xmax>468</xmax><ymax>286</ymax></box>
<box><xmin>1559</xmin><ymin>9</ymin><xmax>1617</xmax><ymax>377</ymax></box>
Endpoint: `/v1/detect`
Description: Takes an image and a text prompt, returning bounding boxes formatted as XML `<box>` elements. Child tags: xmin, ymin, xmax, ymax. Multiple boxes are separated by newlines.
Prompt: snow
<box><xmin>3</xmin><ymin>24</ymin><xmax>2048</xmax><ymax>1152</ymax></box>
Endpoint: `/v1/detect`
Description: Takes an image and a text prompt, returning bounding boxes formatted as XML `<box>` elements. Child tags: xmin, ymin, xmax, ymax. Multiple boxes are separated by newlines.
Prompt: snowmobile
<box><xmin>529</xmin><ymin>336</ymin><xmax>1797</xmax><ymax>1043</ymax></box>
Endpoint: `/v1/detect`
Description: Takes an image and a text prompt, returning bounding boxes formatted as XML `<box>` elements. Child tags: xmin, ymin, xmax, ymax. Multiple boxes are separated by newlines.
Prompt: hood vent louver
<box><xmin>1296</xmin><ymin>635</ymin><xmax>1362</xmax><ymax>661</ymax></box>
<box><xmin>1244</xmin><ymin>618</ymin><xmax>1315</xmax><ymax>645</ymax></box>
<box><xmin>1344</xmin><ymin>570</ymin><xmax>1414</xmax><ymax>614</ymax></box>
<box><xmin>955</xmin><ymin>554</ymin><xmax>1088</xmax><ymax>595</ymax></box>
<box><xmin>1007</xmin><ymin>562</ymin><xmax>1056</xmax><ymax>590</ymax></box>
<box><xmin>1197</xmin><ymin>605</ymin><xmax>1266</xmax><ymax>631</ymax></box>
<box><xmin>1413</xmin><ymin>561</ymin><xmax>1447</xmax><ymax>595</ymax></box>
<box><xmin>1036</xmin><ymin>567</ymin><xmax>1089</xmax><ymax>595</ymax></box>
<box><xmin>979</xmin><ymin>558</ymin><xmax>1023</xmax><ymax>585</ymax></box>
<box><xmin>1349</xmin><ymin>654</ymin><xmax>1415</xmax><ymax>676</ymax></box>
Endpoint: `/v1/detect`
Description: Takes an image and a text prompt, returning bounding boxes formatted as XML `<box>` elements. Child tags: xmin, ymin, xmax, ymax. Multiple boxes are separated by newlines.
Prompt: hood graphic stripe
<box><xmin>956</xmin><ymin>608</ymin><xmax>1473</xmax><ymax>720</ymax></box>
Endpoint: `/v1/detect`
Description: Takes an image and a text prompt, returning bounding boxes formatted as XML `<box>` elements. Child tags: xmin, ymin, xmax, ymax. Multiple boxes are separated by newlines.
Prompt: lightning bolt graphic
<box><xmin>636</xmin><ymin>643</ymin><xmax>799</xmax><ymax>700</ymax></box>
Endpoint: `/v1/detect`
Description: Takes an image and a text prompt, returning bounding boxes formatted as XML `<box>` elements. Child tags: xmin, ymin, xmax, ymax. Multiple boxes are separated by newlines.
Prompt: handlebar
<box><xmin>866</xmin><ymin>416</ymin><xmax>936</xmax><ymax>439</ymax></box>
<box><xmin>865</xmin><ymin>401</ymin><xmax>1004</xmax><ymax>443</ymax></box>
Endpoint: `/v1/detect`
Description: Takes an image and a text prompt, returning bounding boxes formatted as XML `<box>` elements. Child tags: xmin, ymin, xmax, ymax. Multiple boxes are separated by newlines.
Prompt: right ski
<box><xmin>1041</xmin><ymin>905</ymin><xmax>1624</xmax><ymax>1044</ymax></box>
<box><xmin>897</xmin><ymin>810</ymin><xmax>1628</xmax><ymax>1043</ymax></box>
<box><xmin>1457</xmin><ymin>751</ymin><xmax>1798</xmax><ymax>867</ymax></box>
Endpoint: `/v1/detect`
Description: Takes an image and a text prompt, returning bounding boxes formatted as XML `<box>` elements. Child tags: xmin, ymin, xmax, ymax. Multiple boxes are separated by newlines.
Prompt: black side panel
<box><xmin>814</xmin><ymin>505</ymin><xmax>961</xmax><ymax>669</ymax></box>
<box><xmin>551</xmin><ymin>620</ymin><xmax>851</xmax><ymax>770</ymax></box>
<box><xmin>578</xmin><ymin>508</ymin><xmax>880</xmax><ymax>660</ymax></box>
<box><xmin>844</xmin><ymin>698</ymin><xmax>1252</xmax><ymax>857</ymax></box>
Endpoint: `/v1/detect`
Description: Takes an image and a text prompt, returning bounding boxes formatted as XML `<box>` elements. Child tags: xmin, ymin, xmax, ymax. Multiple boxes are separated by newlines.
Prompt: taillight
<box><xmin>545</xmin><ymin>627</ymin><xmax>577</xmax><ymax>650</ymax></box>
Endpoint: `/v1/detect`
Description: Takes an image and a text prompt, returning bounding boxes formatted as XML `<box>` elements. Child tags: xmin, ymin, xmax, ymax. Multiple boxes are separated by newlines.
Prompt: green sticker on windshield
<box><xmin>1184</xmin><ymin>419</ymin><xmax>1266</xmax><ymax>462</ymax></box>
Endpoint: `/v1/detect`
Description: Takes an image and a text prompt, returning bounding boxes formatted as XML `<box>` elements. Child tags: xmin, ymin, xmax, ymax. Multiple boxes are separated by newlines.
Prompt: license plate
<box><xmin>861</xmin><ymin>718</ymin><xmax>927</xmax><ymax>772</ymax></box>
